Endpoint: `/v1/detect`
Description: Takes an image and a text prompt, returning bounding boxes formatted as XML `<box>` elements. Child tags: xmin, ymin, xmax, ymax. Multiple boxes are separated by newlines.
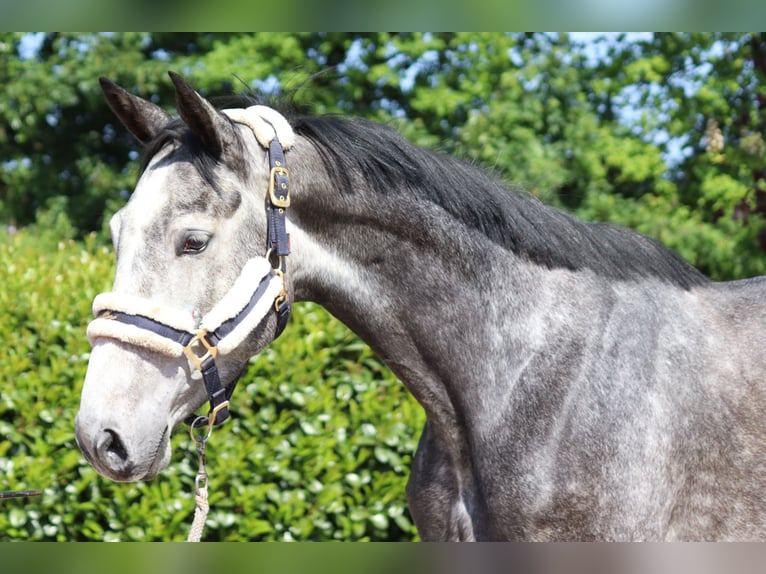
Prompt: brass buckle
<box><xmin>268</xmin><ymin>166</ymin><xmax>290</xmax><ymax>208</ymax></box>
<box><xmin>183</xmin><ymin>330</ymin><xmax>218</xmax><ymax>371</ymax></box>
<box><xmin>207</xmin><ymin>400</ymin><xmax>230</xmax><ymax>430</ymax></box>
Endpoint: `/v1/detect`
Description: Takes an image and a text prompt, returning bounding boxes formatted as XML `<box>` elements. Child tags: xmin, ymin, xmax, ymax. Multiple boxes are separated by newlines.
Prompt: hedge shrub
<box><xmin>0</xmin><ymin>228</ymin><xmax>424</xmax><ymax>541</ymax></box>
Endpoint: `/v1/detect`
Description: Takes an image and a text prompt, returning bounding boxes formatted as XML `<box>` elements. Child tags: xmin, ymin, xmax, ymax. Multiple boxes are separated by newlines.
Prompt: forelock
<box><xmin>137</xmin><ymin>118</ymin><xmax>243</xmax><ymax>216</ymax></box>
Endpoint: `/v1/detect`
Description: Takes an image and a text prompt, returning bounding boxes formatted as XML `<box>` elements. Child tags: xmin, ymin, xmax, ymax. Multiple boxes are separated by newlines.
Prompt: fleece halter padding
<box><xmin>87</xmin><ymin>257</ymin><xmax>284</xmax><ymax>356</ymax></box>
<box><xmin>88</xmin><ymin>293</ymin><xmax>196</xmax><ymax>357</ymax></box>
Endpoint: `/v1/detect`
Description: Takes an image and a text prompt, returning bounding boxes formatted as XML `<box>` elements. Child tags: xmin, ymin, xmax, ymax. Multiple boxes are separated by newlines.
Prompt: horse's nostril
<box><xmin>78</xmin><ymin>424</ymin><xmax>143</xmax><ymax>481</ymax></box>
<box><xmin>100</xmin><ymin>428</ymin><xmax>129</xmax><ymax>462</ymax></box>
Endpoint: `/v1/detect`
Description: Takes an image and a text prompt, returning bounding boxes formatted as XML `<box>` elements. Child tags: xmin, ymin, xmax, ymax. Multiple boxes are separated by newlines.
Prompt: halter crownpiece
<box><xmin>222</xmin><ymin>105</ymin><xmax>295</xmax><ymax>150</ymax></box>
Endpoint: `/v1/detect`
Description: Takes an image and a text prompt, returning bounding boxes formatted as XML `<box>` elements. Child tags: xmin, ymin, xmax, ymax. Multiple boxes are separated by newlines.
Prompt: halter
<box><xmin>86</xmin><ymin>106</ymin><xmax>294</xmax><ymax>427</ymax></box>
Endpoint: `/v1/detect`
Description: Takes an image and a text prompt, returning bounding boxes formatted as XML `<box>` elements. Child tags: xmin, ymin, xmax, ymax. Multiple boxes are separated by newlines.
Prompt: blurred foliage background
<box><xmin>1</xmin><ymin>32</ymin><xmax>765</xmax><ymax>541</ymax></box>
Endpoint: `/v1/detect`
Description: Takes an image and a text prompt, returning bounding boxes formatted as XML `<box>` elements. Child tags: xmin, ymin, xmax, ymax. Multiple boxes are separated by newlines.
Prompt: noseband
<box><xmin>86</xmin><ymin>106</ymin><xmax>294</xmax><ymax>427</ymax></box>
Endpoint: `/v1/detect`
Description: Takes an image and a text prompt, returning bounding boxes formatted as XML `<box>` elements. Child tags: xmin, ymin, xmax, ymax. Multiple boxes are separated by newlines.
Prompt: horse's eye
<box><xmin>181</xmin><ymin>233</ymin><xmax>209</xmax><ymax>254</ymax></box>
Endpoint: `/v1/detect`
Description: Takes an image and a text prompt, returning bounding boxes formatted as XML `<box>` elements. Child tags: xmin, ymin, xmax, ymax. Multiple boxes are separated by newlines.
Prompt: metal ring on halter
<box><xmin>265</xmin><ymin>248</ymin><xmax>285</xmax><ymax>272</ymax></box>
<box><xmin>190</xmin><ymin>404</ymin><xmax>225</xmax><ymax>445</ymax></box>
<box><xmin>189</xmin><ymin>400</ymin><xmax>230</xmax><ymax>445</ymax></box>
<box><xmin>189</xmin><ymin>415</ymin><xmax>212</xmax><ymax>445</ymax></box>
<box><xmin>264</xmin><ymin>248</ymin><xmax>288</xmax><ymax>312</ymax></box>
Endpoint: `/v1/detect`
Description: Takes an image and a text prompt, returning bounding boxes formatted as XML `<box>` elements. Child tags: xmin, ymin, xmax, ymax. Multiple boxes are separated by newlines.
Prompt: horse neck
<box><xmin>283</xmin><ymin>149</ymin><xmax>555</xmax><ymax>420</ymax></box>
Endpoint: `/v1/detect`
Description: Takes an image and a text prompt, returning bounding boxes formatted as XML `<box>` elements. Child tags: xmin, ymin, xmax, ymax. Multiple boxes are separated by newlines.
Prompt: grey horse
<box><xmin>76</xmin><ymin>72</ymin><xmax>766</xmax><ymax>541</ymax></box>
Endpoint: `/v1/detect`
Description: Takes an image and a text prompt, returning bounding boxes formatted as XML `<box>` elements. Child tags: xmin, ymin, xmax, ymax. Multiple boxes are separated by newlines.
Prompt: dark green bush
<box><xmin>0</xmin><ymin>229</ymin><xmax>424</xmax><ymax>541</ymax></box>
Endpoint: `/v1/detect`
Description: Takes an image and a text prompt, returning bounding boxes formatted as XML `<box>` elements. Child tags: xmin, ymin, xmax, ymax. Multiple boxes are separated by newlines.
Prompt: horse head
<box><xmin>75</xmin><ymin>73</ymin><xmax>292</xmax><ymax>481</ymax></box>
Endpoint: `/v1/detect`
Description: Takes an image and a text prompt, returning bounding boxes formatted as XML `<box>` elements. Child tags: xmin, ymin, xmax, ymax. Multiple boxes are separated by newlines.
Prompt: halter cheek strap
<box><xmin>223</xmin><ymin>106</ymin><xmax>293</xmax><ymax>262</ymax></box>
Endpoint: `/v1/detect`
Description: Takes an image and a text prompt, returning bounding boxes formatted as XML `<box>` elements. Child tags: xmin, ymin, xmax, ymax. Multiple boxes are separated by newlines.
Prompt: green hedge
<box><xmin>0</xmin><ymin>228</ymin><xmax>424</xmax><ymax>541</ymax></box>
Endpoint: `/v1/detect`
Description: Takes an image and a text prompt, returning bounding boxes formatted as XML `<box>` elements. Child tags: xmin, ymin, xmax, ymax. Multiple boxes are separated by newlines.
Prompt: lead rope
<box><xmin>187</xmin><ymin>414</ymin><xmax>217</xmax><ymax>542</ymax></box>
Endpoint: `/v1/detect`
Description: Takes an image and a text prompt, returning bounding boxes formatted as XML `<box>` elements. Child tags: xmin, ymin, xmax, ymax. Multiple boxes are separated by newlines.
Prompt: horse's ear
<box><xmin>168</xmin><ymin>71</ymin><xmax>234</xmax><ymax>158</ymax></box>
<box><xmin>99</xmin><ymin>77</ymin><xmax>170</xmax><ymax>145</ymax></box>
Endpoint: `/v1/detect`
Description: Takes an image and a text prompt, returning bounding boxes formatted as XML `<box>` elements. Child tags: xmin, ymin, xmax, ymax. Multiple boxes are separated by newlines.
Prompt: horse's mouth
<box><xmin>142</xmin><ymin>426</ymin><xmax>171</xmax><ymax>480</ymax></box>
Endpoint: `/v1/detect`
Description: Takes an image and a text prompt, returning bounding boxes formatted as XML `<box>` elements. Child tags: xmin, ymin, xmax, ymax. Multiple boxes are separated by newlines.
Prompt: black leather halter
<box><xmin>94</xmin><ymin>135</ymin><xmax>292</xmax><ymax>427</ymax></box>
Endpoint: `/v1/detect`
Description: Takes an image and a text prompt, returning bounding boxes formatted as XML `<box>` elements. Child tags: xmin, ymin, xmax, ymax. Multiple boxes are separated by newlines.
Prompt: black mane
<box><xmin>292</xmin><ymin>114</ymin><xmax>708</xmax><ymax>289</ymax></box>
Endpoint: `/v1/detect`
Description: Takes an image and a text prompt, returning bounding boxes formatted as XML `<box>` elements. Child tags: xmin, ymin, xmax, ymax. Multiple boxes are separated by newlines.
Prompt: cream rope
<box><xmin>187</xmin><ymin>484</ymin><xmax>209</xmax><ymax>542</ymax></box>
<box><xmin>187</xmin><ymin>416</ymin><xmax>213</xmax><ymax>542</ymax></box>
